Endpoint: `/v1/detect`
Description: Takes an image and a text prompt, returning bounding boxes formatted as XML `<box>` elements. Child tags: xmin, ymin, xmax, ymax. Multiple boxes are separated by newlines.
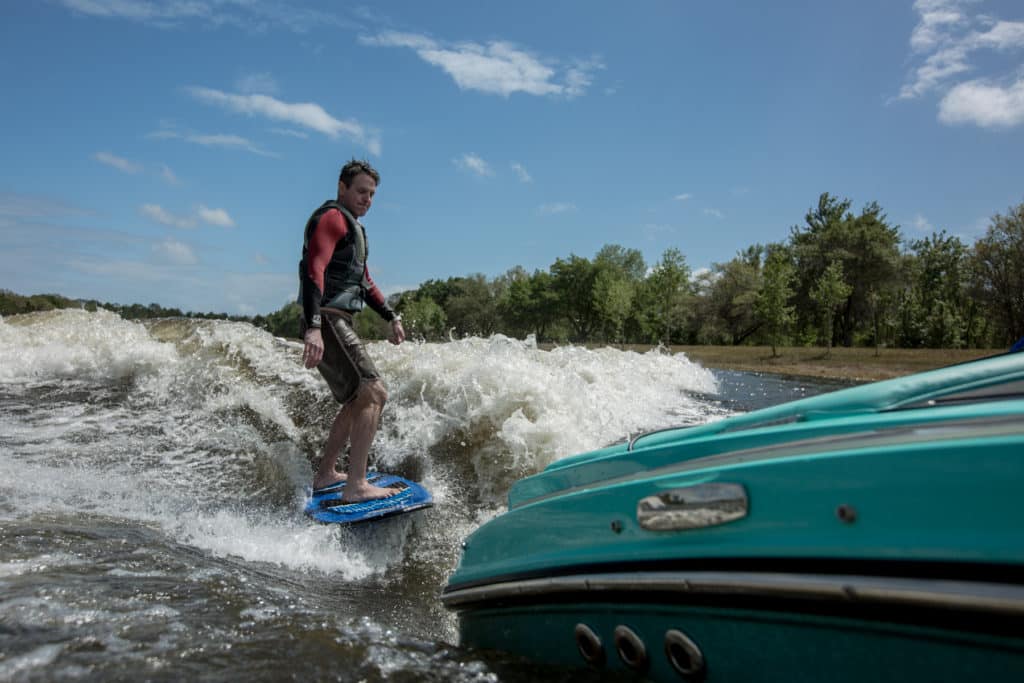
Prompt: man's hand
<box><xmin>388</xmin><ymin>319</ymin><xmax>406</xmax><ymax>345</ymax></box>
<box><xmin>303</xmin><ymin>327</ymin><xmax>324</xmax><ymax>368</ymax></box>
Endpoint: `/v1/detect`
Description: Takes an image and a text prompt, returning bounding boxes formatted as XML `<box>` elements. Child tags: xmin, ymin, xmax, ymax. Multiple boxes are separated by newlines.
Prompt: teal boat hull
<box><xmin>443</xmin><ymin>353</ymin><xmax>1024</xmax><ymax>680</ymax></box>
<box><xmin>458</xmin><ymin>601</ymin><xmax>1024</xmax><ymax>682</ymax></box>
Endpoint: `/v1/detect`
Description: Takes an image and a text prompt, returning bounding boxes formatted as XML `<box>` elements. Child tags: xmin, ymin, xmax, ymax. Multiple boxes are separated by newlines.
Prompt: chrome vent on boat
<box><xmin>637</xmin><ymin>483</ymin><xmax>748</xmax><ymax>531</ymax></box>
<box><xmin>573</xmin><ymin>623</ymin><xmax>605</xmax><ymax>667</ymax></box>
<box><xmin>613</xmin><ymin>625</ymin><xmax>648</xmax><ymax>672</ymax></box>
<box><xmin>665</xmin><ymin>629</ymin><xmax>706</xmax><ymax>680</ymax></box>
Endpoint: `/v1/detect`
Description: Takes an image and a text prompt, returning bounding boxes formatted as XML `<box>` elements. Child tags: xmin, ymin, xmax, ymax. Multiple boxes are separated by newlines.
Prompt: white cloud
<box><xmin>511</xmin><ymin>162</ymin><xmax>532</xmax><ymax>183</ymax></box>
<box><xmin>271</xmin><ymin>128</ymin><xmax>310</xmax><ymax>139</ymax></box>
<box><xmin>186</xmin><ymin>86</ymin><xmax>381</xmax><ymax>154</ymax></box>
<box><xmin>539</xmin><ymin>202</ymin><xmax>577</xmax><ymax>215</ymax></box>
<box><xmin>939</xmin><ymin>77</ymin><xmax>1024</xmax><ymax>127</ymax></box>
<box><xmin>59</xmin><ymin>0</ymin><xmax>355</xmax><ymax>34</ymax></box>
<box><xmin>360</xmin><ymin>31</ymin><xmax>602</xmax><ymax>98</ymax></box>
<box><xmin>141</xmin><ymin>203</ymin><xmax>236</xmax><ymax>229</ymax></box>
<box><xmin>237</xmin><ymin>72</ymin><xmax>278</xmax><ymax>95</ymax></box>
<box><xmin>198</xmin><ymin>205</ymin><xmax>236</xmax><ymax>228</ymax></box>
<box><xmin>912</xmin><ymin>213</ymin><xmax>934</xmax><ymax>232</ymax></box>
<box><xmin>150</xmin><ymin>128</ymin><xmax>276</xmax><ymax>157</ymax></box>
<box><xmin>362</xmin><ymin>31</ymin><xmax>436</xmax><ymax>50</ymax></box>
<box><xmin>61</xmin><ymin>0</ymin><xmax>208</xmax><ymax>23</ymax></box>
<box><xmin>141</xmin><ymin>204</ymin><xmax>196</xmax><ymax>229</ymax></box>
<box><xmin>909</xmin><ymin>0</ymin><xmax>967</xmax><ymax>53</ymax></box>
<box><xmin>454</xmin><ymin>153</ymin><xmax>493</xmax><ymax>176</ymax></box>
<box><xmin>0</xmin><ymin>192</ymin><xmax>92</xmax><ymax>218</ymax></box>
<box><xmin>899</xmin><ymin>1</ymin><xmax>1024</xmax><ymax>128</ymax></box>
<box><xmin>704</xmin><ymin>208</ymin><xmax>724</xmax><ymax>219</ymax></box>
<box><xmin>564</xmin><ymin>57</ymin><xmax>604</xmax><ymax>97</ymax></box>
<box><xmin>692</xmin><ymin>266</ymin><xmax>712</xmax><ymax>281</ymax></box>
<box><xmin>152</xmin><ymin>238</ymin><xmax>197</xmax><ymax>265</ymax></box>
<box><xmin>94</xmin><ymin>151</ymin><xmax>142</xmax><ymax>173</ymax></box>
<box><xmin>674</xmin><ymin>193</ymin><xmax>692</xmax><ymax>201</ymax></box>
<box><xmin>160</xmin><ymin>164</ymin><xmax>180</xmax><ymax>185</ymax></box>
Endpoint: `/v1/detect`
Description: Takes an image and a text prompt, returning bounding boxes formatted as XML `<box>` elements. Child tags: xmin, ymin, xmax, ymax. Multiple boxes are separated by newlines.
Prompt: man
<box><xmin>299</xmin><ymin>159</ymin><xmax>406</xmax><ymax>502</ymax></box>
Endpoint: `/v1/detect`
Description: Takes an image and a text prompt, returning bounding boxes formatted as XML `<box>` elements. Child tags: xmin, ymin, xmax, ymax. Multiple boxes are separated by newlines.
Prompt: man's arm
<box><xmin>302</xmin><ymin>211</ymin><xmax>348</xmax><ymax>367</ymax></box>
<box><xmin>363</xmin><ymin>269</ymin><xmax>405</xmax><ymax>345</ymax></box>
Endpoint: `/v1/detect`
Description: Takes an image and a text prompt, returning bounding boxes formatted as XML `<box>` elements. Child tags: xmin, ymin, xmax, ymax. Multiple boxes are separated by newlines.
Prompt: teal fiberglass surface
<box><xmin>449</xmin><ymin>354</ymin><xmax>1024</xmax><ymax>588</ymax></box>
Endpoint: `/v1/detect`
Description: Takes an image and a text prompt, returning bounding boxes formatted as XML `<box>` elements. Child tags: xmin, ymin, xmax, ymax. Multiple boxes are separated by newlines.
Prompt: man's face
<box><xmin>338</xmin><ymin>173</ymin><xmax>376</xmax><ymax>218</ymax></box>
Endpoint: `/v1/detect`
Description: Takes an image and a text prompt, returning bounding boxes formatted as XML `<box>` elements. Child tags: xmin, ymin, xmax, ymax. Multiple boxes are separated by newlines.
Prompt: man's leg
<box><xmin>312</xmin><ymin>405</ymin><xmax>353</xmax><ymax>491</ymax></box>
<box><xmin>342</xmin><ymin>379</ymin><xmax>399</xmax><ymax>503</ymax></box>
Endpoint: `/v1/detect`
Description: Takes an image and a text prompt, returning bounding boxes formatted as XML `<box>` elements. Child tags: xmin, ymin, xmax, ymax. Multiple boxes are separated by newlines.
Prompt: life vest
<box><xmin>298</xmin><ymin>200</ymin><xmax>371</xmax><ymax>313</ymax></box>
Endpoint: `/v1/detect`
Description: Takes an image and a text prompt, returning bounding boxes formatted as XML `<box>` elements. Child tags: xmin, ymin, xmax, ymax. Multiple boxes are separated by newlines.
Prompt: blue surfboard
<box><xmin>304</xmin><ymin>472</ymin><xmax>433</xmax><ymax>525</ymax></box>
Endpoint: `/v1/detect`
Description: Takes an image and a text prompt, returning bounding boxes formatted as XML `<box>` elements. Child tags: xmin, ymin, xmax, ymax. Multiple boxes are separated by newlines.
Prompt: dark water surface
<box><xmin>0</xmin><ymin>311</ymin><xmax>841</xmax><ymax>681</ymax></box>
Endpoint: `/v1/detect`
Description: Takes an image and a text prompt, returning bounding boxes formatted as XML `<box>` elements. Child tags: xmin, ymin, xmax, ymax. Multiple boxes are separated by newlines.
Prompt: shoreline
<box><xmin>542</xmin><ymin>343</ymin><xmax>1001</xmax><ymax>383</ymax></box>
<box><xmin>667</xmin><ymin>345</ymin><xmax>998</xmax><ymax>382</ymax></box>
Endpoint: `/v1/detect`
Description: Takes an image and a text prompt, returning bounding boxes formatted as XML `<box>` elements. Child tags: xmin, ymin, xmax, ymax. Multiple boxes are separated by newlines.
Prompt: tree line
<box><xmin>374</xmin><ymin>194</ymin><xmax>1024</xmax><ymax>352</ymax></box>
<box><xmin>5</xmin><ymin>194</ymin><xmax>1022</xmax><ymax>352</ymax></box>
<box><xmin>0</xmin><ymin>292</ymin><xmax>253</xmax><ymax>323</ymax></box>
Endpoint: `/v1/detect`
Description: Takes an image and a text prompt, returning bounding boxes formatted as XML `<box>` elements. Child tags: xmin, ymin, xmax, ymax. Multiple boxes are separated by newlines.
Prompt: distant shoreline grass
<box><xmin>663</xmin><ymin>345</ymin><xmax>999</xmax><ymax>382</ymax></box>
<box><xmin>543</xmin><ymin>343</ymin><xmax>1001</xmax><ymax>382</ymax></box>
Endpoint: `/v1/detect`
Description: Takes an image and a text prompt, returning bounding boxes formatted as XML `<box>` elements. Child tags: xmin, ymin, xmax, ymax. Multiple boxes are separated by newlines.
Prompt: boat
<box><xmin>441</xmin><ymin>352</ymin><xmax>1024</xmax><ymax>681</ymax></box>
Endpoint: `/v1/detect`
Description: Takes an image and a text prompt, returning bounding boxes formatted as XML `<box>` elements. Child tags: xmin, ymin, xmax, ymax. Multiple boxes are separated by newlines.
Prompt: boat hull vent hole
<box><xmin>613</xmin><ymin>625</ymin><xmax>648</xmax><ymax>671</ymax></box>
<box><xmin>665</xmin><ymin>629</ymin><xmax>706</xmax><ymax>680</ymax></box>
<box><xmin>573</xmin><ymin>623</ymin><xmax>605</xmax><ymax>667</ymax></box>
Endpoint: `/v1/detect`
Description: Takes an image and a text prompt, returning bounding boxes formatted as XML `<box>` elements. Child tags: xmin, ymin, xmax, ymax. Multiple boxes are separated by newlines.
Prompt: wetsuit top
<box><xmin>299</xmin><ymin>201</ymin><xmax>396</xmax><ymax>329</ymax></box>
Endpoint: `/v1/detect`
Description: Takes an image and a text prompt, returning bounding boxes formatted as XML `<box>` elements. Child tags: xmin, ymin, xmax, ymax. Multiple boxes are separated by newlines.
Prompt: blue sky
<box><xmin>2</xmin><ymin>1</ymin><xmax>1022</xmax><ymax>316</ymax></box>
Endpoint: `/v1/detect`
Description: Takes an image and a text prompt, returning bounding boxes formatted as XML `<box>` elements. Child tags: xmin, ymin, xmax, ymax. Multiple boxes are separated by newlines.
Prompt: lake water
<box><xmin>0</xmin><ymin>310</ymin><xmax>844</xmax><ymax>681</ymax></box>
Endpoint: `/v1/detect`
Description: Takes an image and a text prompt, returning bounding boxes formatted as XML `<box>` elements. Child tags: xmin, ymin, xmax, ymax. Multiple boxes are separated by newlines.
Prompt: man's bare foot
<box><xmin>312</xmin><ymin>472</ymin><xmax>347</xmax><ymax>492</ymax></box>
<box><xmin>342</xmin><ymin>481</ymin><xmax>401</xmax><ymax>503</ymax></box>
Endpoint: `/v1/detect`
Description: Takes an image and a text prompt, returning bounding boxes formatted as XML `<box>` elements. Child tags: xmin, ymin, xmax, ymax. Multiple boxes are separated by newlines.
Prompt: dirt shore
<box><xmin>537</xmin><ymin>343</ymin><xmax>1000</xmax><ymax>382</ymax></box>
<box><xmin>667</xmin><ymin>345</ymin><xmax>999</xmax><ymax>382</ymax></box>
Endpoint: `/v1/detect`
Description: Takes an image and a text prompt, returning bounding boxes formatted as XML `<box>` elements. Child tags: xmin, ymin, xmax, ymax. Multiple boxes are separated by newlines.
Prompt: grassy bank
<box><xmin>668</xmin><ymin>345</ymin><xmax>999</xmax><ymax>382</ymax></box>
<box><xmin>538</xmin><ymin>342</ymin><xmax>1000</xmax><ymax>382</ymax></box>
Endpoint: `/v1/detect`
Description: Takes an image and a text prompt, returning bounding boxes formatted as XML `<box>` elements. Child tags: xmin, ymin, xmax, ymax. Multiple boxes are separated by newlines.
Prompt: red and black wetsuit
<box><xmin>299</xmin><ymin>201</ymin><xmax>396</xmax><ymax>329</ymax></box>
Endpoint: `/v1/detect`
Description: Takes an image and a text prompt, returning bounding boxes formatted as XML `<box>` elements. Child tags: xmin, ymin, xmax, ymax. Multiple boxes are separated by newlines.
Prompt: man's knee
<box><xmin>359</xmin><ymin>379</ymin><xmax>387</xmax><ymax>409</ymax></box>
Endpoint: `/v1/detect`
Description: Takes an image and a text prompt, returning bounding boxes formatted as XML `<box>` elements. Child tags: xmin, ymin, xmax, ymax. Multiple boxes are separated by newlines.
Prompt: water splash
<box><xmin>0</xmin><ymin>310</ymin><xmax>720</xmax><ymax>574</ymax></box>
<box><xmin>372</xmin><ymin>334</ymin><xmax>718</xmax><ymax>501</ymax></box>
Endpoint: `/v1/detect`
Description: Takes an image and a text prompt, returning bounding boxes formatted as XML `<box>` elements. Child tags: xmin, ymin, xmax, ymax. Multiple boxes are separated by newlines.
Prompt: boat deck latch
<box><xmin>637</xmin><ymin>483</ymin><xmax>748</xmax><ymax>531</ymax></box>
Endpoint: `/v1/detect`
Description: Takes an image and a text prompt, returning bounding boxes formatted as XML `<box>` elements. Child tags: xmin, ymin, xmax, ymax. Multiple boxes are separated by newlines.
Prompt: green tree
<box><xmin>908</xmin><ymin>231</ymin><xmax>971</xmax><ymax>348</ymax></box>
<box><xmin>700</xmin><ymin>246</ymin><xmax>763</xmax><ymax>345</ymax></box>
<box><xmin>592</xmin><ymin>265</ymin><xmax>634</xmax><ymax>344</ymax></box>
<box><xmin>636</xmin><ymin>248</ymin><xmax>693</xmax><ymax>344</ymax></box>
<box><xmin>756</xmin><ymin>245</ymin><xmax>795</xmax><ymax>356</ymax></box>
<box><xmin>261</xmin><ymin>302</ymin><xmax>303</xmax><ymax>338</ymax></box>
<box><xmin>399</xmin><ymin>295</ymin><xmax>447</xmax><ymax>341</ymax></box>
<box><xmin>498</xmin><ymin>268</ymin><xmax>560</xmax><ymax>341</ymax></box>
<box><xmin>594</xmin><ymin>244</ymin><xmax>647</xmax><ymax>281</ymax></box>
<box><xmin>791</xmin><ymin>193</ymin><xmax>901</xmax><ymax>346</ymax></box>
<box><xmin>810</xmin><ymin>260</ymin><xmax>853</xmax><ymax>356</ymax></box>
<box><xmin>592</xmin><ymin>244</ymin><xmax>644</xmax><ymax>343</ymax></box>
<box><xmin>444</xmin><ymin>274</ymin><xmax>500</xmax><ymax>337</ymax></box>
<box><xmin>551</xmin><ymin>254</ymin><xmax>601</xmax><ymax>342</ymax></box>
<box><xmin>971</xmin><ymin>201</ymin><xmax>1024</xmax><ymax>344</ymax></box>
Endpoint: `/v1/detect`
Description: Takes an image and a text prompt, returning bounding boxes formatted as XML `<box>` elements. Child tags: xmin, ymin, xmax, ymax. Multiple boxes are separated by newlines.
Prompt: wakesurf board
<box><xmin>304</xmin><ymin>472</ymin><xmax>433</xmax><ymax>525</ymax></box>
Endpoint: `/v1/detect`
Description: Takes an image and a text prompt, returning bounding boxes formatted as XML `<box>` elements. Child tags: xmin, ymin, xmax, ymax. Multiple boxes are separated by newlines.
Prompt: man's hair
<box><xmin>339</xmin><ymin>159</ymin><xmax>380</xmax><ymax>187</ymax></box>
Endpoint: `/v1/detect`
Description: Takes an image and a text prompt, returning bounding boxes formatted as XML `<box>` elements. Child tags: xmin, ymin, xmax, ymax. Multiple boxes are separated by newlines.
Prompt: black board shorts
<box><xmin>310</xmin><ymin>307</ymin><xmax>381</xmax><ymax>405</ymax></box>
